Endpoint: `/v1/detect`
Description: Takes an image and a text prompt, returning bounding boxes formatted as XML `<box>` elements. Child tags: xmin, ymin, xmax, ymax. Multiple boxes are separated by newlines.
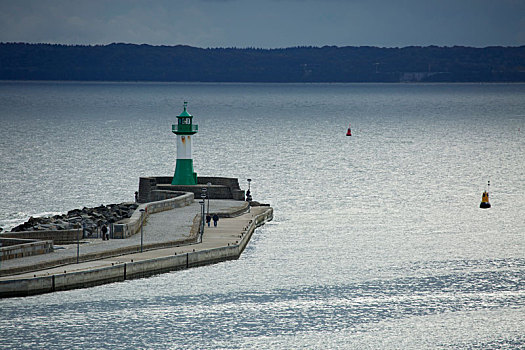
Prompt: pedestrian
<box><xmin>206</xmin><ymin>214</ymin><xmax>211</xmax><ymax>227</ymax></box>
<box><xmin>212</xmin><ymin>214</ymin><xmax>219</xmax><ymax>227</ymax></box>
<box><xmin>101</xmin><ymin>224</ymin><xmax>108</xmax><ymax>240</ymax></box>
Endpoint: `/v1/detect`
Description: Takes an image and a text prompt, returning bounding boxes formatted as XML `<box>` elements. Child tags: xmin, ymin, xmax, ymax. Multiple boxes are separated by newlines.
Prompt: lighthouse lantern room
<box><xmin>171</xmin><ymin>102</ymin><xmax>199</xmax><ymax>185</ymax></box>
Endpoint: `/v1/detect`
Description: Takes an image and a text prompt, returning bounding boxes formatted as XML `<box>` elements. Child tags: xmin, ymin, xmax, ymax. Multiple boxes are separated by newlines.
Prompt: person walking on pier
<box><xmin>206</xmin><ymin>214</ymin><xmax>211</xmax><ymax>227</ymax></box>
<box><xmin>101</xmin><ymin>224</ymin><xmax>108</xmax><ymax>240</ymax></box>
<box><xmin>212</xmin><ymin>214</ymin><xmax>219</xmax><ymax>227</ymax></box>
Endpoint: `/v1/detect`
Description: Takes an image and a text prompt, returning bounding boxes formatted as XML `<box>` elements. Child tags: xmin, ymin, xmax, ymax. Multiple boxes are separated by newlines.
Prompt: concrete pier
<box><xmin>0</xmin><ymin>199</ymin><xmax>273</xmax><ymax>298</ymax></box>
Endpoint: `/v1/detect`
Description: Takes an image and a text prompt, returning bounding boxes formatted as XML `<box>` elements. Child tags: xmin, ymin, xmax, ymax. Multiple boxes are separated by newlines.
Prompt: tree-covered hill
<box><xmin>1</xmin><ymin>43</ymin><xmax>524</xmax><ymax>82</ymax></box>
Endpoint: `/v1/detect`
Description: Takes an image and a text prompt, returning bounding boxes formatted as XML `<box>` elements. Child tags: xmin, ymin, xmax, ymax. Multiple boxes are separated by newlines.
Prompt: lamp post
<box><xmin>207</xmin><ymin>182</ymin><xmax>212</xmax><ymax>216</ymax></box>
<box><xmin>246</xmin><ymin>178</ymin><xmax>252</xmax><ymax>202</ymax></box>
<box><xmin>139</xmin><ymin>208</ymin><xmax>145</xmax><ymax>253</ymax></box>
<box><xmin>201</xmin><ymin>188</ymin><xmax>208</xmax><ymax>234</ymax></box>
<box><xmin>199</xmin><ymin>199</ymin><xmax>205</xmax><ymax>243</ymax></box>
<box><xmin>77</xmin><ymin>222</ymin><xmax>81</xmax><ymax>264</ymax></box>
<box><xmin>201</xmin><ymin>188</ymin><xmax>207</xmax><ymax>215</ymax></box>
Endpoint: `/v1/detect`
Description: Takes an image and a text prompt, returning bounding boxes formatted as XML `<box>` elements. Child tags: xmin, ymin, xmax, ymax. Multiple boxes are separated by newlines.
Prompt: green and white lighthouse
<box><xmin>171</xmin><ymin>102</ymin><xmax>199</xmax><ymax>185</ymax></box>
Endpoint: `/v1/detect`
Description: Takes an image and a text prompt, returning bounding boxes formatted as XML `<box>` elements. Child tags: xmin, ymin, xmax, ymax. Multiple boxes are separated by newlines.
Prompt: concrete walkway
<box><xmin>0</xmin><ymin>200</ymin><xmax>267</xmax><ymax>281</ymax></box>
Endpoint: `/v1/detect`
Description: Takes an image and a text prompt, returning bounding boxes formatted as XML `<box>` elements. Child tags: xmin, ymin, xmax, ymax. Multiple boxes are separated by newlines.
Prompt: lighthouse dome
<box><xmin>178</xmin><ymin>102</ymin><xmax>192</xmax><ymax>118</ymax></box>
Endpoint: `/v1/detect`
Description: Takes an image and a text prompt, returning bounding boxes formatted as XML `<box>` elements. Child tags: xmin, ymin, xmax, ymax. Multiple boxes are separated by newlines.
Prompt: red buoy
<box><xmin>346</xmin><ymin>123</ymin><xmax>352</xmax><ymax>136</ymax></box>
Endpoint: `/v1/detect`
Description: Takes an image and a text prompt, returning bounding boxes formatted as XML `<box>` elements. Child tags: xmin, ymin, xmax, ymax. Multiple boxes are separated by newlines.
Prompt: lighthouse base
<box><xmin>138</xmin><ymin>176</ymin><xmax>246</xmax><ymax>203</ymax></box>
<box><xmin>480</xmin><ymin>202</ymin><xmax>491</xmax><ymax>209</ymax></box>
<box><xmin>172</xmin><ymin>159</ymin><xmax>197</xmax><ymax>185</ymax></box>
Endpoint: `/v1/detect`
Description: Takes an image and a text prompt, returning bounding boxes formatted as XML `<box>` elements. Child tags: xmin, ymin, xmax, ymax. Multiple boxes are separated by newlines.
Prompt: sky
<box><xmin>0</xmin><ymin>0</ymin><xmax>524</xmax><ymax>48</ymax></box>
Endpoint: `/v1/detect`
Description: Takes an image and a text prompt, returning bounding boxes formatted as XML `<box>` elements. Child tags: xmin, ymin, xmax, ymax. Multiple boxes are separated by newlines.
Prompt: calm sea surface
<box><xmin>0</xmin><ymin>82</ymin><xmax>524</xmax><ymax>349</ymax></box>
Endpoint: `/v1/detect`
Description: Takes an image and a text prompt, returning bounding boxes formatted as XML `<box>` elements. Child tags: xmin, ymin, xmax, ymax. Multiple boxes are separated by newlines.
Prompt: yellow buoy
<box><xmin>480</xmin><ymin>181</ymin><xmax>491</xmax><ymax>209</ymax></box>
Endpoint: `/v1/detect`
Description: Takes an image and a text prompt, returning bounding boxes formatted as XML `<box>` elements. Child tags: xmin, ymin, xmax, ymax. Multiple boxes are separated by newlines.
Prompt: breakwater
<box><xmin>0</xmin><ymin>205</ymin><xmax>273</xmax><ymax>298</ymax></box>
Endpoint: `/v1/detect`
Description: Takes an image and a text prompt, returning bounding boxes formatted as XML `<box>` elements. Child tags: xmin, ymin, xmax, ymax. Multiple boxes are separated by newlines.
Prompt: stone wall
<box><xmin>112</xmin><ymin>192</ymin><xmax>194</xmax><ymax>239</ymax></box>
<box><xmin>137</xmin><ymin>177</ymin><xmax>158</xmax><ymax>203</ymax></box>
<box><xmin>0</xmin><ymin>238</ymin><xmax>54</xmax><ymax>261</ymax></box>
<box><xmin>138</xmin><ymin>176</ymin><xmax>246</xmax><ymax>203</ymax></box>
<box><xmin>198</xmin><ymin>177</ymin><xmax>245</xmax><ymax>200</ymax></box>
<box><xmin>2</xmin><ymin>229</ymin><xmax>83</xmax><ymax>244</ymax></box>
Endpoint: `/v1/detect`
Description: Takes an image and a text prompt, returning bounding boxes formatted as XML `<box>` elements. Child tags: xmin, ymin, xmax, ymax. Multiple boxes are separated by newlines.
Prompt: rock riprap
<box><xmin>10</xmin><ymin>203</ymin><xmax>139</xmax><ymax>234</ymax></box>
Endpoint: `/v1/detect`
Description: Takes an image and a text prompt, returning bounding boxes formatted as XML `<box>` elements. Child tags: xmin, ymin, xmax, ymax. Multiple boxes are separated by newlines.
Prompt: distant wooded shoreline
<box><xmin>1</xmin><ymin>43</ymin><xmax>524</xmax><ymax>83</ymax></box>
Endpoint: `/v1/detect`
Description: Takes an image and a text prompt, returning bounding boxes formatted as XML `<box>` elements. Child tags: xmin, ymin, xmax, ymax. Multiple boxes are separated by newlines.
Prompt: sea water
<box><xmin>0</xmin><ymin>82</ymin><xmax>524</xmax><ymax>349</ymax></box>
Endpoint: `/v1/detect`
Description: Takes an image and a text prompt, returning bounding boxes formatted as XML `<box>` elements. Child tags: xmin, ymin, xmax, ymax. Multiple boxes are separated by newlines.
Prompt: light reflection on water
<box><xmin>0</xmin><ymin>82</ymin><xmax>524</xmax><ymax>349</ymax></box>
<box><xmin>2</xmin><ymin>266</ymin><xmax>523</xmax><ymax>349</ymax></box>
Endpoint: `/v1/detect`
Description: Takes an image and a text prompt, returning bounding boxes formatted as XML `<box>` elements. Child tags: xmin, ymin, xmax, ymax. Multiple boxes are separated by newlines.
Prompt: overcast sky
<box><xmin>1</xmin><ymin>0</ymin><xmax>524</xmax><ymax>48</ymax></box>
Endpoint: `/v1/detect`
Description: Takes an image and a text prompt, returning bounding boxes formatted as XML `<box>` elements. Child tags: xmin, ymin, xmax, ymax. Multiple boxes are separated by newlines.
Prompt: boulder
<box><xmin>67</xmin><ymin>209</ymin><xmax>82</xmax><ymax>216</ymax></box>
<box><xmin>91</xmin><ymin>212</ymin><xmax>104</xmax><ymax>219</ymax></box>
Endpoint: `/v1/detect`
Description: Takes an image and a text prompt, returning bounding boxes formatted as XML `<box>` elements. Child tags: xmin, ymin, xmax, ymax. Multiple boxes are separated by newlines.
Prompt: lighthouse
<box><xmin>171</xmin><ymin>102</ymin><xmax>199</xmax><ymax>185</ymax></box>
